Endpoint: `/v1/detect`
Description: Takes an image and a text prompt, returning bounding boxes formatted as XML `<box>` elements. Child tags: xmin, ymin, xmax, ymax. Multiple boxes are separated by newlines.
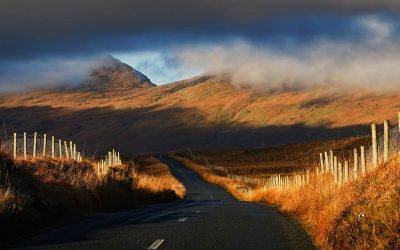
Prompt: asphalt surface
<box><xmin>6</xmin><ymin>156</ymin><xmax>314</xmax><ymax>250</ymax></box>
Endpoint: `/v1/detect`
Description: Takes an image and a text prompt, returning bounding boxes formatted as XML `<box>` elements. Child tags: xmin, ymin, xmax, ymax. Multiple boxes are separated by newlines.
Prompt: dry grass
<box><xmin>0</xmin><ymin>185</ymin><xmax>24</xmax><ymax>215</ymax></box>
<box><xmin>133</xmin><ymin>155</ymin><xmax>186</xmax><ymax>198</ymax></box>
<box><xmin>170</xmin><ymin>155</ymin><xmax>254</xmax><ymax>201</ymax></box>
<box><xmin>182</xmin><ymin>136</ymin><xmax>369</xmax><ymax>177</ymax></box>
<box><xmin>173</xmin><ymin>153</ymin><xmax>400</xmax><ymax>249</ymax></box>
<box><xmin>0</xmin><ymin>152</ymin><xmax>185</xmax><ymax>240</ymax></box>
<box><xmin>2</xmin><ymin>75</ymin><xmax>400</xmax><ymax>154</ymax></box>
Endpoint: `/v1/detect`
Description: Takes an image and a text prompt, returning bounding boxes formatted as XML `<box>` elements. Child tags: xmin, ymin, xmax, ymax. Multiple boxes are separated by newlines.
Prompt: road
<box><xmin>7</xmin><ymin>156</ymin><xmax>314</xmax><ymax>250</ymax></box>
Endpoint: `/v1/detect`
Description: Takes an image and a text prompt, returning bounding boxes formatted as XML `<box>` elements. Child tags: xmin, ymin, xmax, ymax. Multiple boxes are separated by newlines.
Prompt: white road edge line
<box><xmin>148</xmin><ymin>239</ymin><xmax>165</xmax><ymax>249</ymax></box>
<box><xmin>178</xmin><ymin>217</ymin><xmax>188</xmax><ymax>222</ymax></box>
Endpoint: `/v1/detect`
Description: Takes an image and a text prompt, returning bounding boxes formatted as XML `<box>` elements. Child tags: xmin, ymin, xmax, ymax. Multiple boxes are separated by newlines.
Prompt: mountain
<box><xmin>1</xmin><ymin>61</ymin><xmax>400</xmax><ymax>154</ymax></box>
<box><xmin>82</xmin><ymin>56</ymin><xmax>155</xmax><ymax>91</ymax></box>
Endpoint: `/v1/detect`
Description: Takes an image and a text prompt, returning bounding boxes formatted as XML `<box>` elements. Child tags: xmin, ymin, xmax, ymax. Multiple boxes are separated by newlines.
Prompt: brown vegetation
<box><xmin>172</xmin><ymin>141</ymin><xmax>400</xmax><ymax>249</ymax></box>
<box><xmin>133</xmin><ymin>155</ymin><xmax>186</xmax><ymax>198</ymax></box>
<box><xmin>2</xmin><ymin>74</ymin><xmax>400</xmax><ymax>153</ymax></box>
<box><xmin>180</xmin><ymin>136</ymin><xmax>369</xmax><ymax>177</ymax></box>
<box><xmin>0</xmin><ymin>151</ymin><xmax>185</xmax><ymax>240</ymax></box>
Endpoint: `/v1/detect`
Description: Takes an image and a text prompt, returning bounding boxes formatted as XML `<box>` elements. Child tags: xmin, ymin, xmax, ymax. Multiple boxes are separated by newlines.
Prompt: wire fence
<box><xmin>0</xmin><ymin>131</ymin><xmax>122</xmax><ymax>176</ymax></box>
<box><xmin>220</xmin><ymin>113</ymin><xmax>400</xmax><ymax>192</ymax></box>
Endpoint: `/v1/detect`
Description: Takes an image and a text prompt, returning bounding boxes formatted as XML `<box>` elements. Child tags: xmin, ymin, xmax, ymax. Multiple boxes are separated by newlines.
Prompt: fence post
<box><xmin>319</xmin><ymin>153</ymin><xmax>324</xmax><ymax>172</ymax></box>
<box><xmin>354</xmin><ymin>148</ymin><xmax>358</xmax><ymax>179</ymax></box>
<box><xmin>51</xmin><ymin>136</ymin><xmax>55</xmax><ymax>159</ymax></box>
<box><xmin>398</xmin><ymin>112</ymin><xmax>400</xmax><ymax>134</ymax></box>
<box><xmin>112</xmin><ymin>149</ymin><xmax>115</xmax><ymax>165</ymax></box>
<box><xmin>59</xmin><ymin>139</ymin><xmax>62</xmax><ymax>158</ymax></box>
<box><xmin>344</xmin><ymin>161</ymin><xmax>349</xmax><ymax>183</ymax></box>
<box><xmin>338</xmin><ymin>162</ymin><xmax>343</xmax><ymax>187</ymax></box>
<box><xmin>13</xmin><ymin>132</ymin><xmax>17</xmax><ymax>159</ymax></box>
<box><xmin>43</xmin><ymin>133</ymin><xmax>46</xmax><ymax>157</ymax></box>
<box><xmin>329</xmin><ymin>150</ymin><xmax>334</xmax><ymax>172</ymax></box>
<box><xmin>23</xmin><ymin>132</ymin><xmax>26</xmax><ymax>160</ymax></box>
<box><xmin>371</xmin><ymin>123</ymin><xmax>378</xmax><ymax>168</ymax></box>
<box><xmin>64</xmin><ymin>141</ymin><xmax>69</xmax><ymax>159</ymax></box>
<box><xmin>334</xmin><ymin>156</ymin><xmax>338</xmax><ymax>183</ymax></box>
<box><xmin>69</xmin><ymin>141</ymin><xmax>73</xmax><ymax>159</ymax></box>
<box><xmin>384</xmin><ymin>120</ymin><xmax>389</xmax><ymax>163</ymax></box>
<box><xmin>33</xmin><ymin>132</ymin><xmax>37</xmax><ymax>158</ymax></box>
<box><xmin>73</xmin><ymin>144</ymin><xmax>76</xmax><ymax>160</ymax></box>
<box><xmin>360</xmin><ymin>146</ymin><xmax>366</xmax><ymax>175</ymax></box>
<box><xmin>324</xmin><ymin>151</ymin><xmax>329</xmax><ymax>173</ymax></box>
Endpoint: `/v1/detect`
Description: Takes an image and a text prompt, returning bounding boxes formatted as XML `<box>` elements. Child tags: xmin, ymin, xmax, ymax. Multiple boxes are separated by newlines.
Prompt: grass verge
<box><xmin>0</xmin><ymin>152</ymin><xmax>185</xmax><ymax>240</ymax></box>
<box><xmin>171</xmin><ymin>153</ymin><xmax>400</xmax><ymax>249</ymax></box>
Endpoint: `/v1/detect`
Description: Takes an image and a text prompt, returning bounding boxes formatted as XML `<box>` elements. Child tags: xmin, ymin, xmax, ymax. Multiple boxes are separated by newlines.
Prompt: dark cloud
<box><xmin>1</xmin><ymin>0</ymin><xmax>400</xmax><ymax>60</ymax></box>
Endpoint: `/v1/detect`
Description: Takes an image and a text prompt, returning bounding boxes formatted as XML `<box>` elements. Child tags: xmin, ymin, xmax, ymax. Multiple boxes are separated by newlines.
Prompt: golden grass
<box><xmin>173</xmin><ymin>154</ymin><xmax>400</xmax><ymax>249</ymax></box>
<box><xmin>0</xmin><ymin>152</ymin><xmax>185</xmax><ymax>239</ymax></box>
<box><xmin>170</xmin><ymin>155</ymin><xmax>254</xmax><ymax>201</ymax></box>
<box><xmin>0</xmin><ymin>185</ymin><xmax>24</xmax><ymax>214</ymax></box>
<box><xmin>134</xmin><ymin>155</ymin><xmax>186</xmax><ymax>198</ymax></box>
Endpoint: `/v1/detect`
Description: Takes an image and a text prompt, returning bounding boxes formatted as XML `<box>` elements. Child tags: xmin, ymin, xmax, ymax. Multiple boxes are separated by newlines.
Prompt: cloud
<box><xmin>1</xmin><ymin>0</ymin><xmax>400</xmax><ymax>60</ymax></box>
<box><xmin>177</xmin><ymin>16</ymin><xmax>400</xmax><ymax>91</ymax></box>
<box><xmin>0</xmin><ymin>55</ymin><xmax>116</xmax><ymax>93</ymax></box>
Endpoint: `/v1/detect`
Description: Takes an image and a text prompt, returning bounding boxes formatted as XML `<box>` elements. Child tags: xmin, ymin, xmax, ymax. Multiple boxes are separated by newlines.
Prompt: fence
<box><xmin>0</xmin><ymin>131</ymin><xmax>122</xmax><ymax>176</ymax></box>
<box><xmin>220</xmin><ymin>112</ymin><xmax>400</xmax><ymax>191</ymax></box>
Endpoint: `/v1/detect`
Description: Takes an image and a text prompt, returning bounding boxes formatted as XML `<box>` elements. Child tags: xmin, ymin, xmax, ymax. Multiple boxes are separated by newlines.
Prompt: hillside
<box><xmin>81</xmin><ymin>56</ymin><xmax>155</xmax><ymax>91</ymax></box>
<box><xmin>1</xmin><ymin>61</ymin><xmax>400</xmax><ymax>154</ymax></box>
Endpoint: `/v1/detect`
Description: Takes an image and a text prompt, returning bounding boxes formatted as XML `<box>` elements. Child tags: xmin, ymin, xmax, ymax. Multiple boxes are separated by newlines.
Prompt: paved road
<box><xmin>6</xmin><ymin>156</ymin><xmax>314</xmax><ymax>250</ymax></box>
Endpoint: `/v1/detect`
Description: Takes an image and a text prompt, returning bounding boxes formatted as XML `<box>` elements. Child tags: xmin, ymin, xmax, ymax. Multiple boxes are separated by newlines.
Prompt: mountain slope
<box><xmin>82</xmin><ymin>56</ymin><xmax>155</xmax><ymax>91</ymax></box>
<box><xmin>1</xmin><ymin>66</ymin><xmax>400</xmax><ymax>154</ymax></box>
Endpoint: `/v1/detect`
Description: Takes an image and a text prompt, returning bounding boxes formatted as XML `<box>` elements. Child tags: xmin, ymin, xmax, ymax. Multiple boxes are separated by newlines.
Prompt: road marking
<box><xmin>195</xmin><ymin>210</ymin><xmax>201</xmax><ymax>213</ymax></box>
<box><xmin>178</xmin><ymin>217</ymin><xmax>188</xmax><ymax>222</ymax></box>
<box><xmin>148</xmin><ymin>239</ymin><xmax>165</xmax><ymax>249</ymax></box>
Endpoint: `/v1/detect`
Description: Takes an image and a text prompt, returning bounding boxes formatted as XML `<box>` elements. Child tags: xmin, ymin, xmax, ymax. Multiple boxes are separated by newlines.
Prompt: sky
<box><xmin>0</xmin><ymin>0</ymin><xmax>400</xmax><ymax>90</ymax></box>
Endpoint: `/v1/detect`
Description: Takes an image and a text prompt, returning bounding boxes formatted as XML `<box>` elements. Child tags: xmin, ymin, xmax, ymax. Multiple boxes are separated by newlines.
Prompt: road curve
<box><xmin>6</xmin><ymin>156</ymin><xmax>314</xmax><ymax>250</ymax></box>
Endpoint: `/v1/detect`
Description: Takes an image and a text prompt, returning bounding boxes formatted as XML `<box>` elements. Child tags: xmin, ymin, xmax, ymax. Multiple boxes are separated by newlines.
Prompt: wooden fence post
<box><xmin>324</xmin><ymin>151</ymin><xmax>329</xmax><ymax>173</ymax></box>
<box><xmin>51</xmin><ymin>136</ymin><xmax>55</xmax><ymax>159</ymax></box>
<box><xmin>59</xmin><ymin>139</ymin><xmax>62</xmax><ymax>158</ymax></box>
<box><xmin>360</xmin><ymin>146</ymin><xmax>366</xmax><ymax>175</ymax></box>
<box><xmin>69</xmin><ymin>141</ymin><xmax>73</xmax><ymax>159</ymax></box>
<box><xmin>384</xmin><ymin>120</ymin><xmax>389</xmax><ymax>163</ymax></box>
<box><xmin>354</xmin><ymin>148</ymin><xmax>358</xmax><ymax>179</ymax></box>
<box><xmin>319</xmin><ymin>153</ymin><xmax>324</xmax><ymax>172</ymax></box>
<box><xmin>73</xmin><ymin>144</ymin><xmax>76</xmax><ymax>160</ymax></box>
<box><xmin>338</xmin><ymin>162</ymin><xmax>343</xmax><ymax>187</ymax></box>
<box><xmin>344</xmin><ymin>161</ymin><xmax>349</xmax><ymax>183</ymax></box>
<box><xmin>64</xmin><ymin>141</ymin><xmax>69</xmax><ymax>159</ymax></box>
<box><xmin>329</xmin><ymin>150</ymin><xmax>334</xmax><ymax>172</ymax></box>
<box><xmin>371</xmin><ymin>123</ymin><xmax>378</xmax><ymax>168</ymax></box>
<box><xmin>112</xmin><ymin>149</ymin><xmax>115</xmax><ymax>165</ymax></box>
<box><xmin>398</xmin><ymin>112</ymin><xmax>400</xmax><ymax>134</ymax></box>
<box><xmin>23</xmin><ymin>132</ymin><xmax>26</xmax><ymax>160</ymax></box>
<box><xmin>33</xmin><ymin>132</ymin><xmax>37</xmax><ymax>158</ymax></box>
<box><xmin>334</xmin><ymin>156</ymin><xmax>338</xmax><ymax>183</ymax></box>
<box><xmin>43</xmin><ymin>133</ymin><xmax>46</xmax><ymax>157</ymax></box>
<box><xmin>13</xmin><ymin>132</ymin><xmax>17</xmax><ymax>159</ymax></box>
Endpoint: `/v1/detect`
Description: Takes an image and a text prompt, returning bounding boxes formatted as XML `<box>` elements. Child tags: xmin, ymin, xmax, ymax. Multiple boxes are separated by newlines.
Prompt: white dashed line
<box><xmin>195</xmin><ymin>210</ymin><xmax>201</xmax><ymax>213</ymax></box>
<box><xmin>178</xmin><ymin>217</ymin><xmax>188</xmax><ymax>222</ymax></box>
<box><xmin>148</xmin><ymin>239</ymin><xmax>165</xmax><ymax>249</ymax></box>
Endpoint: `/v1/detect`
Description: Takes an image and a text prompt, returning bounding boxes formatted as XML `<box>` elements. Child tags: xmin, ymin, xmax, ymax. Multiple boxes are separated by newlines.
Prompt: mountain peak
<box><xmin>83</xmin><ymin>55</ymin><xmax>156</xmax><ymax>91</ymax></box>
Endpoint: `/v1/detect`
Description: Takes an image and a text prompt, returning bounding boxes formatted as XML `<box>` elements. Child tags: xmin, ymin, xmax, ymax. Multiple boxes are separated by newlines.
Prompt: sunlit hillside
<box><xmin>1</xmin><ymin>61</ymin><xmax>400</xmax><ymax>154</ymax></box>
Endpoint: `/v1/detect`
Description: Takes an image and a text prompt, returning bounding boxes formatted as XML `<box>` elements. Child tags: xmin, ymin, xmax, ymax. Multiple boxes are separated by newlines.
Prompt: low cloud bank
<box><xmin>0</xmin><ymin>55</ymin><xmax>116</xmax><ymax>93</ymax></box>
<box><xmin>178</xmin><ymin>16</ymin><xmax>400</xmax><ymax>91</ymax></box>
